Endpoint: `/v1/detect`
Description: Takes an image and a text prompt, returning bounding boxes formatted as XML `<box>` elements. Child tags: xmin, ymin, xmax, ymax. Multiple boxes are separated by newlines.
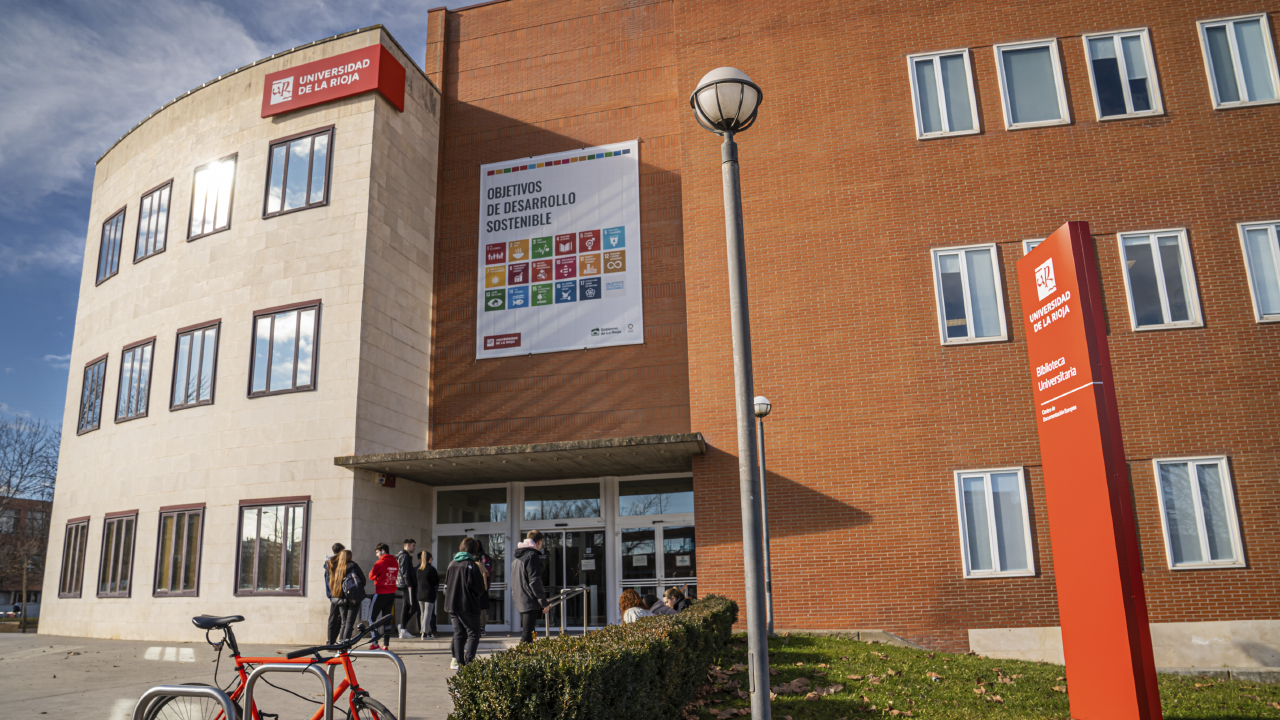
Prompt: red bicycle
<box><xmin>141</xmin><ymin>613</ymin><xmax>398</xmax><ymax>720</ymax></box>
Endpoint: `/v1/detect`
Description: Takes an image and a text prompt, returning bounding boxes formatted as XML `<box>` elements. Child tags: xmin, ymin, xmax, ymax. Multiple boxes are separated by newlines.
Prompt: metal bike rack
<box><xmin>132</xmin><ymin>684</ymin><xmax>239</xmax><ymax>720</ymax></box>
<box><xmin>244</xmin><ymin>662</ymin><xmax>334</xmax><ymax>720</ymax></box>
<box><xmin>349</xmin><ymin>649</ymin><xmax>407</xmax><ymax>720</ymax></box>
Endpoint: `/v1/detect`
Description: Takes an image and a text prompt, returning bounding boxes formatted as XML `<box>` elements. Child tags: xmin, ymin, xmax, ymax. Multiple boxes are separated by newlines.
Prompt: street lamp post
<box><xmin>690</xmin><ymin>67</ymin><xmax>769</xmax><ymax>720</ymax></box>
<box><xmin>754</xmin><ymin>395</ymin><xmax>774</xmax><ymax>636</ymax></box>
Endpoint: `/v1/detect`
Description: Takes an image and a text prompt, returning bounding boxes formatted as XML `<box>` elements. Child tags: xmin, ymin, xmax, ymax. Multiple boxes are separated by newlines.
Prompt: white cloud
<box><xmin>0</xmin><ymin>228</ymin><xmax>84</xmax><ymax>276</ymax></box>
<box><xmin>3</xmin><ymin>368</ymin><xmax>12</xmax><ymax>374</ymax></box>
<box><xmin>0</xmin><ymin>401</ymin><xmax>34</xmax><ymax>419</ymax></box>
<box><xmin>43</xmin><ymin>354</ymin><xmax>72</xmax><ymax>370</ymax></box>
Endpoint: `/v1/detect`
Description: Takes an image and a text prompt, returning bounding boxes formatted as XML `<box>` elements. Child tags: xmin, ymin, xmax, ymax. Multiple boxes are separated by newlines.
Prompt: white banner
<box><xmin>475</xmin><ymin>140</ymin><xmax>643</xmax><ymax>359</ymax></box>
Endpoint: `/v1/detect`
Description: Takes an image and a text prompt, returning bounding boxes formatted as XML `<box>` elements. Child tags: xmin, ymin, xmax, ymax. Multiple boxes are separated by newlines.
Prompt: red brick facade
<box><xmin>426</xmin><ymin>0</ymin><xmax>1280</xmax><ymax>650</ymax></box>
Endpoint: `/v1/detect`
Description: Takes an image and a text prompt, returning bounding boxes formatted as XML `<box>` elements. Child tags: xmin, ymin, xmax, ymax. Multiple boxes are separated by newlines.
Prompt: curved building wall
<box><xmin>41</xmin><ymin>28</ymin><xmax>440</xmax><ymax>643</ymax></box>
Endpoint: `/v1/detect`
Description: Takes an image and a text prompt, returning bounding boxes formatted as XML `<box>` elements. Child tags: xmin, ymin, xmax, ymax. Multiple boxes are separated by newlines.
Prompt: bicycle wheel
<box><xmin>144</xmin><ymin>682</ymin><xmax>243</xmax><ymax>720</ymax></box>
<box><xmin>351</xmin><ymin>696</ymin><xmax>397</xmax><ymax>720</ymax></box>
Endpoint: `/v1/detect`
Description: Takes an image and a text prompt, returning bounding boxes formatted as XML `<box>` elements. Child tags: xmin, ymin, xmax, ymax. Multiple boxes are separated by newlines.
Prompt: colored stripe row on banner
<box><xmin>486</xmin><ymin>148</ymin><xmax>631</xmax><ymax>176</ymax></box>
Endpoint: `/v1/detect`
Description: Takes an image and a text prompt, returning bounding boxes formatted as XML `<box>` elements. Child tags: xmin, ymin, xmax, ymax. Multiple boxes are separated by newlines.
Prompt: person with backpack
<box><xmin>510</xmin><ymin>530</ymin><xmax>550</xmax><ymax>644</ymax></box>
<box><xmin>474</xmin><ymin>542</ymin><xmax>492</xmax><ymax>631</ymax></box>
<box><xmin>445</xmin><ymin>537</ymin><xmax>487</xmax><ymax>669</ymax></box>
<box><xmin>396</xmin><ymin>539</ymin><xmax>419</xmax><ymax>639</ymax></box>
<box><xmin>323</xmin><ymin>542</ymin><xmax>346</xmax><ymax>644</ymax></box>
<box><xmin>368</xmin><ymin>543</ymin><xmax>399</xmax><ymax>651</ymax></box>
<box><xmin>329</xmin><ymin>550</ymin><xmax>367</xmax><ymax>642</ymax></box>
<box><xmin>416</xmin><ymin>550</ymin><xmax>440</xmax><ymax>638</ymax></box>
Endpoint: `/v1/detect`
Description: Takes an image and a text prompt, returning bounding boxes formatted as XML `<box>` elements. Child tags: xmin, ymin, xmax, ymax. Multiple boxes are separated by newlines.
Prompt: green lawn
<box><xmin>688</xmin><ymin>634</ymin><xmax>1280</xmax><ymax>720</ymax></box>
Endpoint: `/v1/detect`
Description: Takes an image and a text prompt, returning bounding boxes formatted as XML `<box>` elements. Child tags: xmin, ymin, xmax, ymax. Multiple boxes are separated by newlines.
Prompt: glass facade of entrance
<box><xmin>432</xmin><ymin>473</ymin><xmax>694</xmax><ymax>629</ymax></box>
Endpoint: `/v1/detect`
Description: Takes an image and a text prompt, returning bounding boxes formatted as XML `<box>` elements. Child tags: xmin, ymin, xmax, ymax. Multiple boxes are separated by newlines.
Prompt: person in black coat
<box><xmin>444</xmin><ymin>537</ymin><xmax>487</xmax><ymax>667</ymax></box>
<box><xmin>415</xmin><ymin>550</ymin><xmax>440</xmax><ymax>638</ymax></box>
<box><xmin>510</xmin><ymin>530</ymin><xmax>550</xmax><ymax>643</ymax></box>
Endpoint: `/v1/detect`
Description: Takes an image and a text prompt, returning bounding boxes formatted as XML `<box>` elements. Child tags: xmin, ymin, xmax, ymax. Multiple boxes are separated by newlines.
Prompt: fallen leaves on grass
<box><xmin>708</xmin><ymin>709</ymin><xmax>749</xmax><ymax>719</ymax></box>
<box><xmin>984</xmin><ymin>694</ymin><xmax>1004</xmax><ymax>703</ymax></box>
<box><xmin>802</xmin><ymin>683</ymin><xmax>844</xmax><ymax>701</ymax></box>
<box><xmin>1052</xmin><ymin>686</ymin><xmax>1068</xmax><ymax>693</ymax></box>
<box><xmin>926</xmin><ymin>671</ymin><xmax>943</xmax><ymax>681</ymax></box>
<box><xmin>847</xmin><ymin>674</ymin><xmax>863</xmax><ymax>681</ymax></box>
<box><xmin>771</xmin><ymin>677</ymin><xmax>811</xmax><ymax>695</ymax></box>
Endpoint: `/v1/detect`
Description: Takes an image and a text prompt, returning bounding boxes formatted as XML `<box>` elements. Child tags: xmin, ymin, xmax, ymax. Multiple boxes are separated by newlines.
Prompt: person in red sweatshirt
<box><xmin>368</xmin><ymin>543</ymin><xmax>399</xmax><ymax>651</ymax></box>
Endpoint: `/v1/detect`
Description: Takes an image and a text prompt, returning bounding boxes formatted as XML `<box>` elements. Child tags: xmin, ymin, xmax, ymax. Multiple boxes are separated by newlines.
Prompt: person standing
<box><xmin>474</xmin><ymin>543</ymin><xmax>492</xmax><ymax>631</ymax></box>
<box><xmin>396</xmin><ymin>539</ymin><xmax>419</xmax><ymax>639</ymax></box>
<box><xmin>368</xmin><ymin>543</ymin><xmax>399</xmax><ymax>651</ymax></box>
<box><xmin>510</xmin><ymin>530</ymin><xmax>550</xmax><ymax>643</ymax></box>
<box><xmin>329</xmin><ymin>550</ymin><xmax>366</xmax><ymax>642</ymax></box>
<box><xmin>416</xmin><ymin>550</ymin><xmax>440</xmax><ymax>639</ymax></box>
<box><xmin>445</xmin><ymin>537</ymin><xmax>487</xmax><ymax>669</ymax></box>
<box><xmin>323</xmin><ymin>542</ymin><xmax>346</xmax><ymax>644</ymax></box>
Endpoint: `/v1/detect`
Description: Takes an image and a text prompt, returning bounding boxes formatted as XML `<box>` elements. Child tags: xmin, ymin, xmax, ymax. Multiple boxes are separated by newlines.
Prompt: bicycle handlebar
<box><xmin>284</xmin><ymin>615</ymin><xmax>394</xmax><ymax>660</ymax></box>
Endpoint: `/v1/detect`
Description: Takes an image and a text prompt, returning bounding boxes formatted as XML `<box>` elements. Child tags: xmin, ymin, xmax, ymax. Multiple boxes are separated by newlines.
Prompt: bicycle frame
<box><xmin>228</xmin><ymin>652</ymin><xmax>368</xmax><ymax>720</ymax></box>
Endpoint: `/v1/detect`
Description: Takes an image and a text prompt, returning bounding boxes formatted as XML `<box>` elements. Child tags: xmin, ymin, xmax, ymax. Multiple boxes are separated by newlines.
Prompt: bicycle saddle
<box><xmin>192</xmin><ymin>614</ymin><xmax>245</xmax><ymax>630</ymax></box>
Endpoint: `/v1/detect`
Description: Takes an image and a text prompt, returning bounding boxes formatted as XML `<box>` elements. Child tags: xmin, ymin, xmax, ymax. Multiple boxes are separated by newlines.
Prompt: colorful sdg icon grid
<box><xmin>484</xmin><ymin>226</ymin><xmax>628</xmax><ymax>311</ymax></box>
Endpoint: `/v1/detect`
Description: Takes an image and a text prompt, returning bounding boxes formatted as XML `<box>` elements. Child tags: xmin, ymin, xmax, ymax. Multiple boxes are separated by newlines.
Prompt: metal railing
<box><xmin>244</xmin><ymin>662</ymin><xmax>334</xmax><ymax>720</ymax></box>
<box><xmin>542</xmin><ymin>585</ymin><xmax>590</xmax><ymax>637</ymax></box>
<box><xmin>348</xmin><ymin>649</ymin><xmax>407</xmax><ymax>720</ymax></box>
<box><xmin>132</xmin><ymin>685</ymin><xmax>239</xmax><ymax>720</ymax></box>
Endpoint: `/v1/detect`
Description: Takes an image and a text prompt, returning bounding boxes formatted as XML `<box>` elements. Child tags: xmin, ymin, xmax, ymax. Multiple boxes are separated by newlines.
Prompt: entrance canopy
<box><xmin>334</xmin><ymin>433</ymin><xmax>706</xmax><ymax>486</ymax></box>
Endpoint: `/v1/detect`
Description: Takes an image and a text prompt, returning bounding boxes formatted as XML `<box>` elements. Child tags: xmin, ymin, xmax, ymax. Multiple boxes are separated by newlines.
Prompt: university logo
<box><xmin>1035</xmin><ymin>258</ymin><xmax>1057</xmax><ymax>301</ymax></box>
<box><xmin>270</xmin><ymin>77</ymin><xmax>294</xmax><ymax>105</ymax></box>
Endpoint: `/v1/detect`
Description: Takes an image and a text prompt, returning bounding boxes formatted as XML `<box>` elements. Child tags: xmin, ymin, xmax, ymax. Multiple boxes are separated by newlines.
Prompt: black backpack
<box><xmin>342</xmin><ymin>568</ymin><xmax>368</xmax><ymax>605</ymax></box>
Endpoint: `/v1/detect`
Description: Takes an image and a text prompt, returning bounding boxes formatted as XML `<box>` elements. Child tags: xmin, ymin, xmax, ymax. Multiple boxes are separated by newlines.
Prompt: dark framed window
<box><xmin>236</xmin><ymin>498</ymin><xmax>308</xmax><ymax>596</ymax></box>
<box><xmin>249</xmin><ymin>301</ymin><xmax>320</xmax><ymax>397</ymax></box>
<box><xmin>264</xmin><ymin>126</ymin><xmax>333</xmax><ymax>217</ymax></box>
<box><xmin>58</xmin><ymin>517</ymin><xmax>90</xmax><ymax>598</ymax></box>
<box><xmin>154</xmin><ymin>504</ymin><xmax>204</xmax><ymax>596</ymax></box>
<box><xmin>134</xmin><ymin>180</ymin><xmax>173</xmax><ymax>262</ymax></box>
<box><xmin>97</xmin><ymin>207</ymin><xmax>126</xmax><ymax>285</ymax></box>
<box><xmin>188</xmin><ymin>154</ymin><xmax>237</xmax><ymax>240</ymax></box>
<box><xmin>98</xmin><ymin>511</ymin><xmax>137</xmax><ymax>598</ymax></box>
<box><xmin>77</xmin><ymin>355</ymin><xmax>108</xmax><ymax>435</ymax></box>
<box><xmin>172</xmin><ymin>321</ymin><xmax>220</xmax><ymax>410</ymax></box>
<box><xmin>116</xmin><ymin>338</ymin><xmax>155</xmax><ymax>422</ymax></box>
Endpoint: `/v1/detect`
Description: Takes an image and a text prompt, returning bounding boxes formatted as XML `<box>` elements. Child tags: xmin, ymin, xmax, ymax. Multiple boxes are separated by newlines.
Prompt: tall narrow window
<box><xmin>97</xmin><ymin>208</ymin><xmax>126</xmax><ymax>285</ymax></box>
<box><xmin>1239</xmin><ymin>221</ymin><xmax>1280</xmax><ymax>321</ymax></box>
<box><xmin>236</xmin><ymin>499</ymin><xmax>308</xmax><ymax>596</ymax></box>
<box><xmin>931</xmin><ymin>244</ymin><xmax>1008</xmax><ymax>344</ymax></box>
<box><xmin>77</xmin><ymin>355</ymin><xmax>107</xmax><ymax>435</ymax></box>
<box><xmin>1155</xmin><ymin>457</ymin><xmax>1244</xmax><ymax>569</ymax></box>
<box><xmin>908</xmin><ymin>50</ymin><xmax>979</xmax><ymax>139</ymax></box>
<box><xmin>994</xmin><ymin>39</ymin><xmax>1070</xmax><ymax>129</ymax></box>
<box><xmin>1022</xmin><ymin>238</ymin><xmax>1045</xmax><ymax>255</ymax></box>
<box><xmin>116</xmin><ymin>338</ymin><xmax>155</xmax><ymax>422</ymax></box>
<box><xmin>58</xmin><ymin>518</ymin><xmax>89</xmax><ymax>598</ymax></box>
<box><xmin>98</xmin><ymin>512</ymin><xmax>137</xmax><ymax>598</ymax></box>
<box><xmin>249</xmin><ymin>302</ymin><xmax>320</xmax><ymax>396</ymax></box>
<box><xmin>1118</xmin><ymin>229</ymin><xmax>1202</xmax><ymax>330</ymax></box>
<box><xmin>1084</xmin><ymin>29</ymin><xmax>1163</xmax><ymax>120</ymax></box>
<box><xmin>264</xmin><ymin>127</ymin><xmax>333</xmax><ymax>217</ymax></box>
<box><xmin>134</xmin><ymin>180</ymin><xmax>172</xmax><ymax>262</ymax></box>
<box><xmin>955</xmin><ymin>468</ymin><xmax>1035</xmax><ymax>578</ymax></box>
<box><xmin>1199</xmin><ymin>15</ymin><xmax>1280</xmax><ymax>108</ymax></box>
<box><xmin>172</xmin><ymin>322</ymin><xmax>219</xmax><ymax>409</ymax></box>
<box><xmin>154</xmin><ymin>505</ymin><xmax>204</xmax><ymax>596</ymax></box>
<box><xmin>188</xmin><ymin>154</ymin><xmax>237</xmax><ymax>240</ymax></box>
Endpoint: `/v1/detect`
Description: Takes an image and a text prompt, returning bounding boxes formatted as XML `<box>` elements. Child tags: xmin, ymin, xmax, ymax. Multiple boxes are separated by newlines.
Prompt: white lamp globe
<box><xmin>690</xmin><ymin>67</ymin><xmax>763</xmax><ymax>134</ymax></box>
<box><xmin>754</xmin><ymin>395</ymin><xmax>772</xmax><ymax>418</ymax></box>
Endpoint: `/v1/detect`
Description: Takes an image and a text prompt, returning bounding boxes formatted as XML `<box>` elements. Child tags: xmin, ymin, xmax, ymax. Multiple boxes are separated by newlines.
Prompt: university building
<box><xmin>42</xmin><ymin>0</ymin><xmax>1279</xmax><ymax>667</ymax></box>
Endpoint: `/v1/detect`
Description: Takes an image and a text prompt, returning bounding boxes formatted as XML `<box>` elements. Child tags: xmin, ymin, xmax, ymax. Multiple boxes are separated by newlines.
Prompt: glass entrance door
<box><xmin>436</xmin><ymin>532</ymin><xmax>508</xmax><ymax>631</ymax></box>
<box><xmin>533</xmin><ymin>529</ymin><xmax>607</xmax><ymax>630</ymax></box>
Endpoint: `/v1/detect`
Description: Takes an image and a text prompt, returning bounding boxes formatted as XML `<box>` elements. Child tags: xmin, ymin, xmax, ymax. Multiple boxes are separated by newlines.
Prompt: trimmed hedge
<box><xmin>447</xmin><ymin>595</ymin><xmax>738</xmax><ymax>720</ymax></box>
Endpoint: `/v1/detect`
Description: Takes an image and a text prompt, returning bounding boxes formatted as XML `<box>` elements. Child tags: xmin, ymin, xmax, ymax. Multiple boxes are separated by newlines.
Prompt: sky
<box><xmin>0</xmin><ymin>0</ymin><xmax>468</xmax><ymax>427</ymax></box>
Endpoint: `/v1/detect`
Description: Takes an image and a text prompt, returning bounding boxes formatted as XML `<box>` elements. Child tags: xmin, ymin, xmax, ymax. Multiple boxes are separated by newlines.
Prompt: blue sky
<box><xmin>0</xmin><ymin>0</ymin><xmax>467</xmax><ymax>425</ymax></box>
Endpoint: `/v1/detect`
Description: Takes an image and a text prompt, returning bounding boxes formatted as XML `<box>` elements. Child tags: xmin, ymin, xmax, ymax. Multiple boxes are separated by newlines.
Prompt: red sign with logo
<box><xmin>261</xmin><ymin>44</ymin><xmax>405</xmax><ymax>118</ymax></box>
<box><xmin>483</xmin><ymin>333</ymin><xmax>521</xmax><ymax>350</ymax></box>
<box><xmin>1016</xmin><ymin>222</ymin><xmax>1161</xmax><ymax>720</ymax></box>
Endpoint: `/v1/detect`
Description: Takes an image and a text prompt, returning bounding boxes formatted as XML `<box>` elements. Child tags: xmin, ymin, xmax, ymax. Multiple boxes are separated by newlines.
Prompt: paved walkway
<box><xmin>0</xmin><ymin>631</ymin><xmax>491</xmax><ymax>719</ymax></box>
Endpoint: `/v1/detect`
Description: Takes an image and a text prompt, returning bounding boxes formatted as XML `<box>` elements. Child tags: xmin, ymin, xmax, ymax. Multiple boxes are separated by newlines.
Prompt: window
<box><xmin>250</xmin><ymin>302</ymin><xmax>321</xmax><ymax>396</ymax></box>
<box><xmin>1199</xmin><ymin>15</ymin><xmax>1279</xmax><ymax>108</ymax></box>
<box><xmin>236</xmin><ymin>499</ymin><xmax>308</xmax><ymax>595</ymax></box>
<box><xmin>908</xmin><ymin>49</ymin><xmax>979</xmax><ymax>139</ymax></box>
<box><xmin>1117</xmin><ymin>229</ymin><xmax>1202</xmax><ymax>330</ymax></box>
<box><xmin>994</xmin><ymin>39</ymin><xmax>1070</xmax><ymax>129</ymax></box>
<box><xmin>116</xmin><ymin>338</ymin><xmax>155</xmax><ymax>422</ymax></box>
<box><xmin>77</xmin><ymin>355</ymin><xmax>108</xmax><ymax>435</ymax></box>
<box><xmin>619</xmin><ymin>477</ymin><xmax>694</xmax><ymax>516</ymax></box>
<box><xmin>58</xmin><ymin>518</ymin><xmax>89</xmax><ymax>598</ymax></box>
<box><xmin>0</xmin><ymin>509</ymin><xmax>16</xmax><ymax>534</ymax></box>
<box><xmin>1239</xmin><ymin>221</ymin><xmax>1280</xmax><ymax>322</ymax></box>
<box><xmin>172</xmin><ymin>322</ymin><xmax>220</xmax><ymax>409</ymax></box>
<box><xmin>1154</xmin><ymin>457</ymin><xmax>1244</xmax><ymax>569</ymax></box>
<box><xmin>523</xmin><ymin>482</ymin><xmax>601</xmax><ymax>520</ymax></box>
<box><xmin>134</xmin><ymin>180</ymin><xmax>172</xmax><ymax>262</ymax></box>
<box><xmin>188</xmin><ymin>154</ymin><xmax>237</xmax><ymax>240</ymax></box>
<box><xmin>98</xmin><ymin>512</ymin><xmax>137</xmax><ymax>598</ymax></box>
<box><xmin>930</xmin><ymin>244</ymin><xmax>1008</xmax><ymax>344</ymax></box>
<box><xmin>96</xmin><ymin>208</ymin><xmax>126</xmax><ymax>285</ymax></box>
<box><xmin>154</xmin><ymin>505</ymin><xmax>204</xmax><ymax>596</ymax></box>
<box><xmin>1022</xmin><ymin>238</ymin><xmax>1044</xmax><ymax>255</ymax></box>
<box><xmin>1083</xmin><ymin>29</ymin><xmax>1163</xmax><ymax>120</ymax></box>
<box><xmin>264</xmin><ymin>127</ymin><xmax>333</xmax><ymax>217</ymax></box>
<box><xmin>954</xmin><ymin>468</ymin><xmax>1034</xmax><ymax>578</ymax></box>
<box><xmin>436</xmin><ymin>488</ymin><xmax>508</xmax><ymax>524</ymax></box>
